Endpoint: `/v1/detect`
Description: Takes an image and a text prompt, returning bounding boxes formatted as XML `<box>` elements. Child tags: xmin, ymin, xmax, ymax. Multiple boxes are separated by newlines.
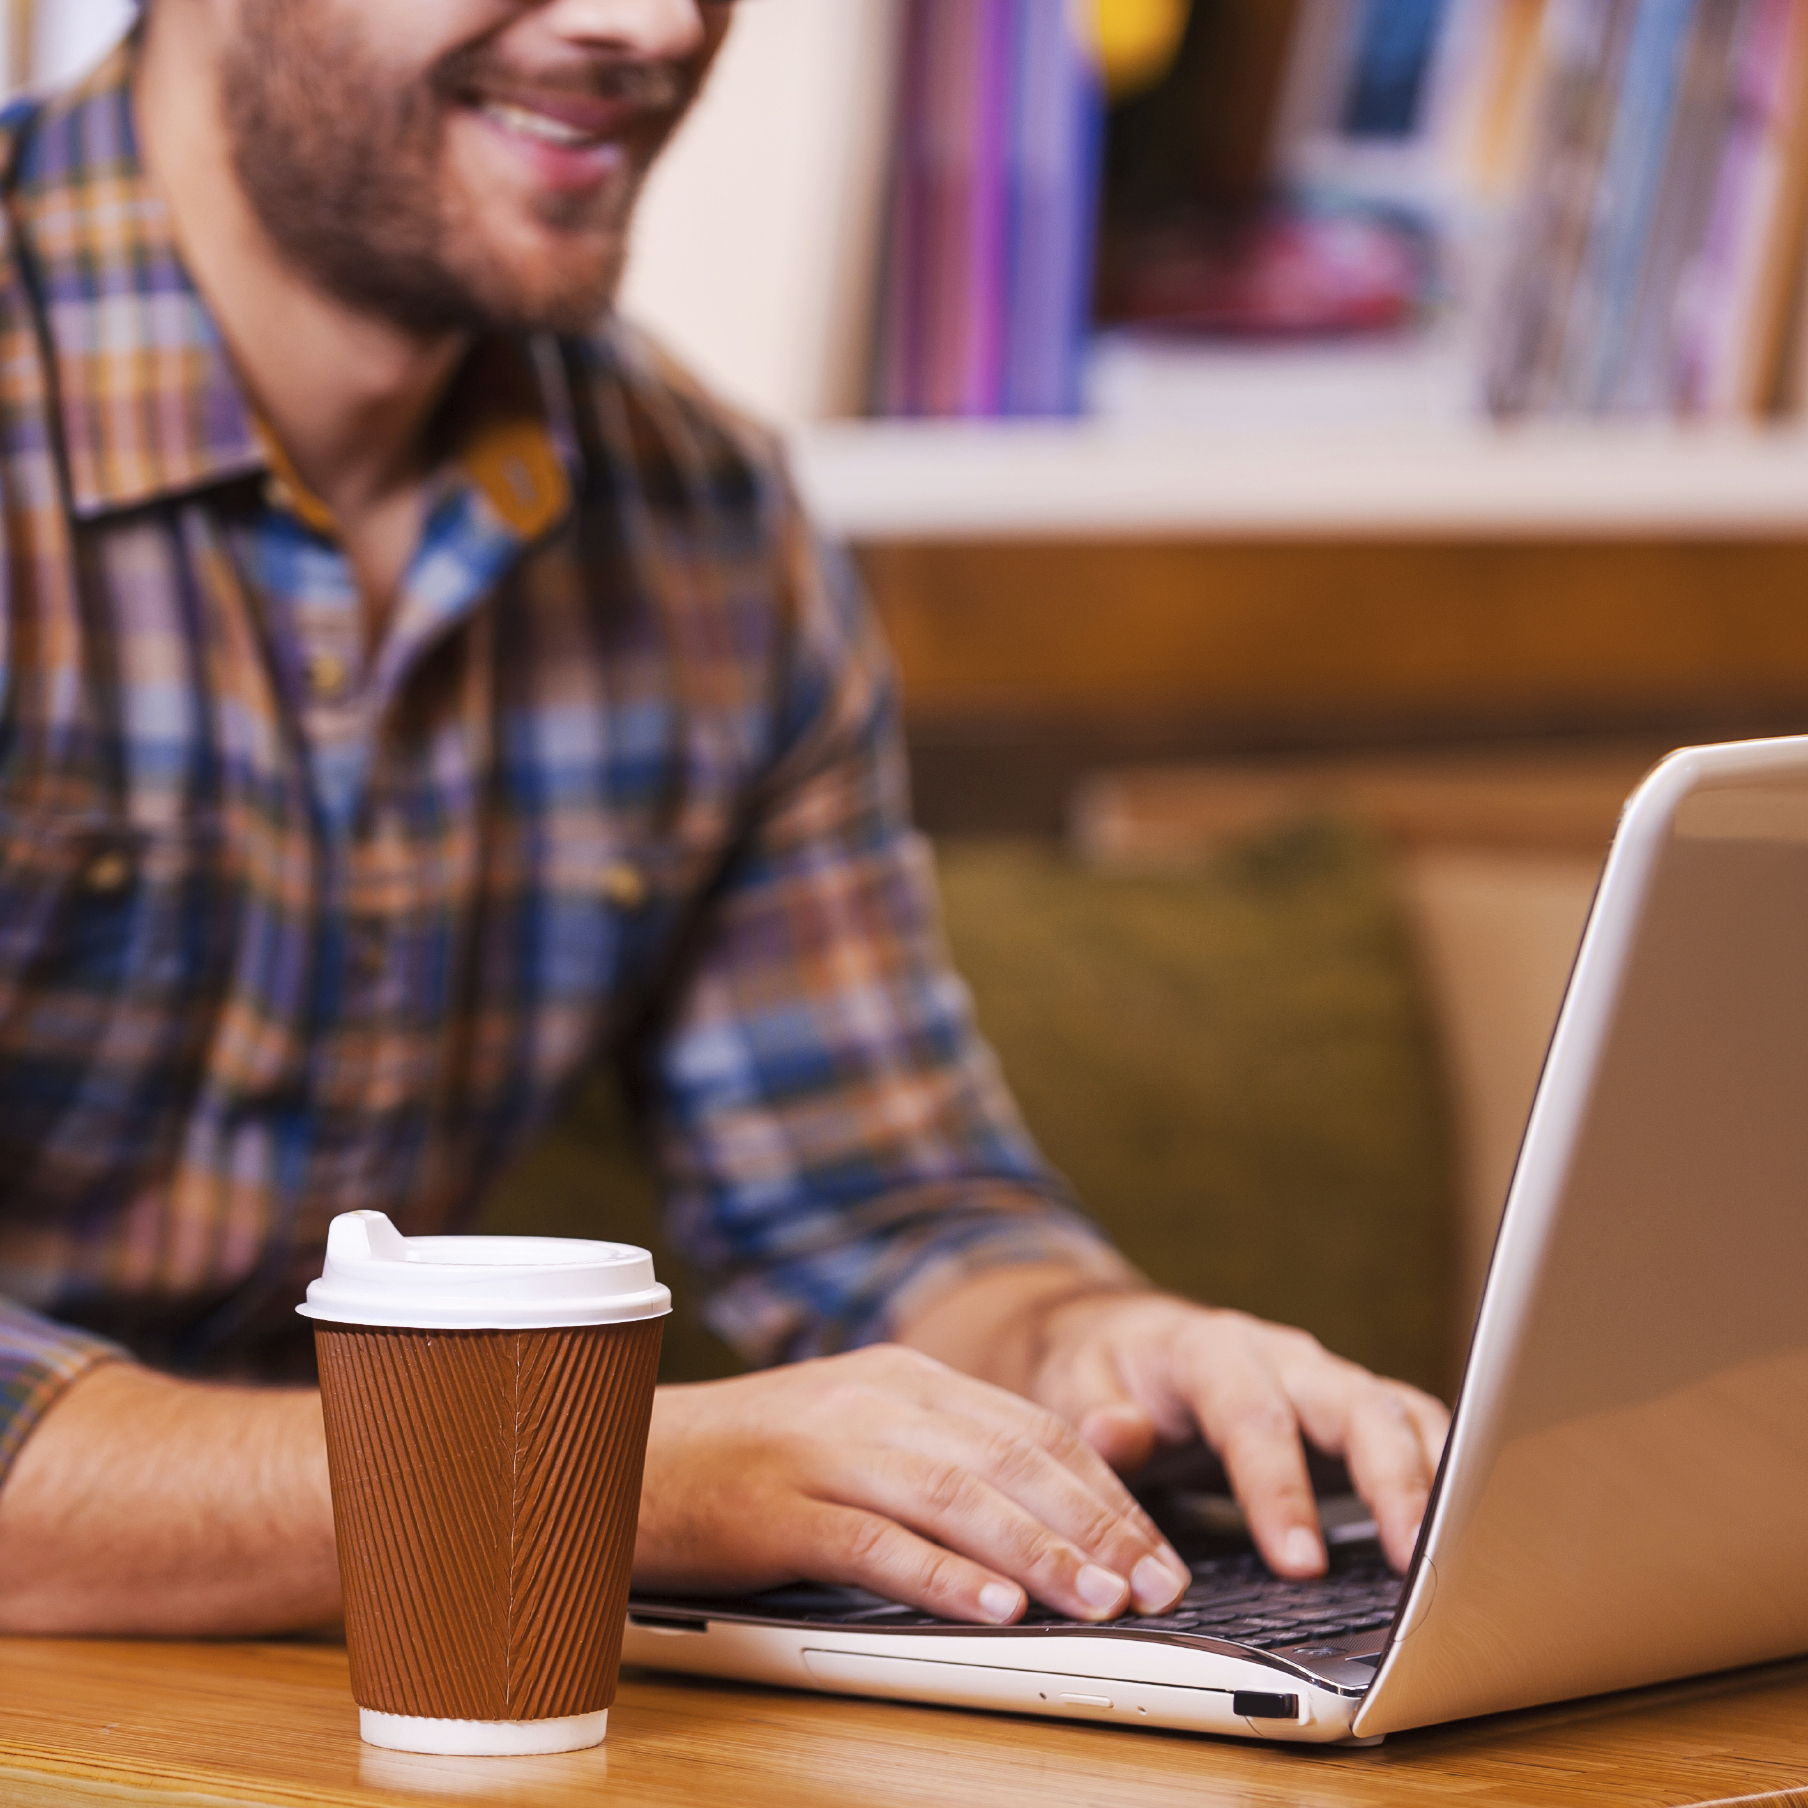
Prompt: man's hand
<box><xmin>634</xmin><ymin>1345</ymin><xmax>1192</xmax><ymax>1625</ymax></box>
<box><xmin>900</xmin><ymin>1266</ymin><xmax>1451</xmax><ymax>1581</ymax></box>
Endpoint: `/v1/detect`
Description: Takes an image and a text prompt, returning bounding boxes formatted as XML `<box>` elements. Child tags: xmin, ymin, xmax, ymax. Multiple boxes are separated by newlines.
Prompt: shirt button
<box><xmin>83</xmin><ymin>849</ymin><xmax>133</xmax><ymax>894</ymax></box>
<box><xmin>305</xmin><ymin>651</ymin><xmax>351</xmax><ymax>701</ymax></box>
<box><xmin>600</xmin><ymin>861</ymin><xmax>648</xmax><ymax>910</ymax></box>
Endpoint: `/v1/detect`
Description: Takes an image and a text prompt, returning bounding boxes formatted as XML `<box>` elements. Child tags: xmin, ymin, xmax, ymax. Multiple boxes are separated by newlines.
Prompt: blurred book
<box><xmin>1486</xmin><ymin>0</ymin><xmax>1808</xmax><ymax>419</ymax></box>
<box><xmin>874</xmin><ymin>0</ymin><xmax>1104</xmax><ymax>417</ymax></box>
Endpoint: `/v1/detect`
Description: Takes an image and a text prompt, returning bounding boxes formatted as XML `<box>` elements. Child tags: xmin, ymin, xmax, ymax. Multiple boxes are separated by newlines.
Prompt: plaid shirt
<box><xmin>0</xmin><ymin>50</ymin><xmax>1127</xmax><ymax>1483</ymax></box>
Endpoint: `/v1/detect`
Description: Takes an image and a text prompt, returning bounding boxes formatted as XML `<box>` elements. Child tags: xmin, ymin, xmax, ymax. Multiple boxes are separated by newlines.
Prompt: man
<box><xmin>0</xmin><ymin>0</ymin><xmax>1447</xmax><ymax>1637</ymax></box>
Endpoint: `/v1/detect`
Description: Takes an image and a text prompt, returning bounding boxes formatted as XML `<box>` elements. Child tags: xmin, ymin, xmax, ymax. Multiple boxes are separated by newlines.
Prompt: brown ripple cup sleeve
<box><xmin>299</xmin><ymin>1211</ymin><xmax>671</xmax><ymax>1756</ymax></box>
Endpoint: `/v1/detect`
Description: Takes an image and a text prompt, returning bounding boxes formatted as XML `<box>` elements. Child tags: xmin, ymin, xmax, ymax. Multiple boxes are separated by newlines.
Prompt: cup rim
<box><xmin>297</xmin><ymin>1212</ymin><xmax>673</xmax><ymax>1329</ymax></box>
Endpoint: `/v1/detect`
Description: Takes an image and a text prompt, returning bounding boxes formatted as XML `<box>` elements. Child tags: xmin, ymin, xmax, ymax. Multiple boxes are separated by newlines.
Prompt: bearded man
<box><xmin>0</xmin><ymin>0</ymin><xmax>1447</xmax><ymax>1636</ymax></box>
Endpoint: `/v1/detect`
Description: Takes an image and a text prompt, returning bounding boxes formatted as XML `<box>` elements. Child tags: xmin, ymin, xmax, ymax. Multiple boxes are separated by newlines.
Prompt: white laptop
<box><xmin>623</xmin><ymin>736</ymin><xmax>1808</xmax><ymax>1743</ymax></box>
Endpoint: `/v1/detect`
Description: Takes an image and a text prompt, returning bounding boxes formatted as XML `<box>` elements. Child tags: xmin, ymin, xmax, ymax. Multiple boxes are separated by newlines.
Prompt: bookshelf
<box><xmin>635</xmin><ymin>0</ymin><xmax>1808</xmax><ymax>549</ymax></box>
<box><xmin>786</xmin><ymin>416</ymin><xmax>1808</xmax><ymax>542</ymax></box>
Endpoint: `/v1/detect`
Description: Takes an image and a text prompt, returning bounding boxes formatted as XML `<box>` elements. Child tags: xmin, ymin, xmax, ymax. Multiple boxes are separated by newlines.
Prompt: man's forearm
<box><xmin>0</xmin><ymin>1363</ymin><xmax>341</xmax><ymax>1636</ymax></box>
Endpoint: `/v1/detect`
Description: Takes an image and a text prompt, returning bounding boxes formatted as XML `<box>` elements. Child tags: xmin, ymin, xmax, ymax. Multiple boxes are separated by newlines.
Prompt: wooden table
<box><xmin>4</xmin><ymin>1638</ymin><xmax>1808</xmax><ymax>1808</ymax></box>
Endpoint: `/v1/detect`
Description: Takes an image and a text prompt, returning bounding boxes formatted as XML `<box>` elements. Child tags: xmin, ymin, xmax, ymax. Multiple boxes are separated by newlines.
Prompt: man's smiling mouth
<box><xmin>478</xmin><ymin>99</ymin><xmax>604</xmax><ymax>150</ymax></box>
<box><xmin>450</xmin><ymin>63</ymin><xmax>690</xmax><ymax>195</ymax></box>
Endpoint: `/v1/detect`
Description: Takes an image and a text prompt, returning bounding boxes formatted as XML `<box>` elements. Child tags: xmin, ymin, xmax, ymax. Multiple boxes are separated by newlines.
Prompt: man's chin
<box><xmin>489</xmin><ymin>278</ymin><xmax>622</xmax><ymax>338</ymax></box>
<box><xmin>415</xmin><ymin>258</ymin><xmax>620</xmax><ymax>338</ymax></box>
<box><xmin>439</xmin><ymin>227</ymin><xmax>628</xmax><ymax>337</ymax></box>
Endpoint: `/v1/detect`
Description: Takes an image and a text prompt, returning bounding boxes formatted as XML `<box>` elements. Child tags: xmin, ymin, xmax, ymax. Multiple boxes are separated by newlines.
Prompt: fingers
<box><xmin>1400</xmin><ymin>1385</ymin><xmax>1453</xmax><ymax>1466</ymax></box>
<box><xmin>843</xmin><ymin>1361</ymin><xmax>1188</xmax><ymax>1615</ymax></box>
<box><xmin>915</xmin><ymin>1365</ymin><xmax>1171</xmax><ymax>1553</ymax></box>
<box><xmin>801</xmin><ymin>1501</ymin><xmax>1030</xmax><ymax>1625</ymax></box>
<box><xmin>1333</xmin><ymin>1385</ymin><xmax>1437</xmax><ymax>1570</ymax></box>
<box><xmin>1270</xmin><ymin>1347</ymin><xmax>1450</xmax><ymax>1574</ymax></box>
<box><xmin>835</xmin><ymin>1422</ymin><xmax>1184</xmax><ymax>1618</ymax></box>
<box><xmin>1118</xmin><ymin>1305</ymin><xmax>1454</xmax><ymax>1579</ymax></box>
<box><xmin>827</xmin><ymin>1444</ymin><xmax>1158</xmax><ymax>1621</ymax></box>
<box><xmin>1171</xmin><ymin>1325</ymin><xmax>1326</xmax><ymax>1579</ymax></box>
<box><xmin>1345</xmin><ymin>1382</ymin><xmax>1451</xmax><ymax>1570</ymax></box>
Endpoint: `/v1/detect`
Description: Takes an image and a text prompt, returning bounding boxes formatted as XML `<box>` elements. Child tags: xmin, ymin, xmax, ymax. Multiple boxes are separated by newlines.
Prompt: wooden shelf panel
<box><xmin>863</xmin><ymin>539</ymin><xmax>1808</xmax><ymax>724</ymax></box>
<box><xmin>790</xmin><ymin>420</ymin><xmax>1808</xmax><ymax>543</ymax></box>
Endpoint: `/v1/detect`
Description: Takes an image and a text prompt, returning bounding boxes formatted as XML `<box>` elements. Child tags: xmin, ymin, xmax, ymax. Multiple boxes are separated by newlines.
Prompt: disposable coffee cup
<box><xmin>298</xmin><ymin>1210</ymin><xmax>670</xmax><ymax>1756</ymax></box>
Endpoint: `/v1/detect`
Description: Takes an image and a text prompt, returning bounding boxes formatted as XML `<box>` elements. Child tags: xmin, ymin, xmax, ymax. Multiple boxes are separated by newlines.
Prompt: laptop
<box><xmin>623</xmin><ymin>735</ymin><xmax>1808</xmax><ymax>1743</ymax></box>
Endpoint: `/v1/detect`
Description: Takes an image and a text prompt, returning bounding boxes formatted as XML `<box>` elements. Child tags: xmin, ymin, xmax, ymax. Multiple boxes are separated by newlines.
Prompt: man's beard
<box><xmin>219</xmin><ymin>0</ymin><xmax>687</xmax><ymax>336</ymax></box>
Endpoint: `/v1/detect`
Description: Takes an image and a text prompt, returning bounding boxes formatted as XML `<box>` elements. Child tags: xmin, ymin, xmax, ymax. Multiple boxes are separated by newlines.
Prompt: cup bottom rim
<box><xmin>358</xmin><ymin>1707</ymin><xmax>609</xmax><ymax>1755</ymax></box>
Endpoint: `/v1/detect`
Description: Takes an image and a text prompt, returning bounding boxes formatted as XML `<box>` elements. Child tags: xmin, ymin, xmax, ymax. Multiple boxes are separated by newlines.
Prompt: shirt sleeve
<box><xmin>631</xmin><ymin>496</ymin><xmax>1138</xmax><ymax>1369</ymax></box>
<box><xmin>0</xmin><ymin>1298</ymin><xmax>125</xmax><ymax>1489</ymax></box>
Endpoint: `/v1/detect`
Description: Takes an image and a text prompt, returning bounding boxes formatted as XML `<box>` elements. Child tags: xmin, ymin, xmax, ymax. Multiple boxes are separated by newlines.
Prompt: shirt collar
<box><xmin>9</xmin><ymin>40</ymin><xmax>575</xmax><ymax>540</ymax></box>
<box><xmin>255</xmin><ymin>336</ymin><xmax>574</xmax><ymax>548</ymax></box>
<box><xmin>8</xmin><ymin>41</ymin><xmax>266</xmax><ymax>518</ymax></box>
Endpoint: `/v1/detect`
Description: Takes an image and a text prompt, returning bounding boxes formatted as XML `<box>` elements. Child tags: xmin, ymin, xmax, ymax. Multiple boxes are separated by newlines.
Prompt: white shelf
<box><xmin>785</xmin><ymin>419</ymin><xmax>1808</xmax><ymax>543</ymax></box>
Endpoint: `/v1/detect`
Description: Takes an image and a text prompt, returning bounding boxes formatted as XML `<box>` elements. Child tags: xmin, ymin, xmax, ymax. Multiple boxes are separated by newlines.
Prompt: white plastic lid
<box><xmin>296</xmin><ymin>1211</ymin><xmax>672</xmax><ymax>1330</ymax></box>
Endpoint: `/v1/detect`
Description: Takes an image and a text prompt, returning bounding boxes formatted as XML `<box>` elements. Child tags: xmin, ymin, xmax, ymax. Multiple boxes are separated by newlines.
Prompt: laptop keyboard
<box><xmin>1012</xmin><ymin>1549</ymin><xmax>1402</xmax><ymax>1649</ymax></box>
<box><xmin>1071</xmin><ymin>1549</ymin><xmax>1402</xmax><ymax>1648</ymax></box>
<box><xmin>727</xmin><ymin>1548</ymin><xmax>1402</xmax><ymax>1653</ymax></box>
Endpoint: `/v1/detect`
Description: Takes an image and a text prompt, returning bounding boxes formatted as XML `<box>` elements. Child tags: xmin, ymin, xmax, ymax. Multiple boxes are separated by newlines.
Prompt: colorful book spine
<box><xmin>874</xmin><ymin>0</ymin><xmax>935</xmax><ymax>417</ymax></box>
<box><xmin>1562</xmin><ymin>0</ymin><xmax>1695</xmax><ymax>408</ymax></box>
<box><xmin>1342</xmin><ymin>0</ymin><xmax>1452</xmax><ymax>138</ymax></box>
<box><xmin>1004</xmin><ymin>0</ymin><xmax>1104</xmax><ymax>415</ymax></box>
<box><xmin>1484</xmin><ymin>0</ymin><xmax>1642</xmax><ymax>416</ymax></box>
<box><xmin>875</xmin><ymin>0</ymin><xmax>1103</xmax><ymax>419</ymax></box>
<box><xmin>1611</xmin><ymin>2</ymin><xmax>1747</xmax><ymax>413</ymax></box>
<box><xmin>1669</xmin><ymin>0</ymin><xmax>1802</xmax><ymax>413</ymax></box>
<box><xmin>1487</xmin><ymin>0</ymin><xmax>1808</xmax><ymax>419</ymax></box>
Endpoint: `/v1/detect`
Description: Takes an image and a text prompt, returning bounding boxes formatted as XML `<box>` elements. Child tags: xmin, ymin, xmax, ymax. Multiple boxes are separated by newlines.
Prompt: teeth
<box><xmin>480</xmin><ymin>100</ymin><xmax>598</xmax><ymax>150</ymax></box>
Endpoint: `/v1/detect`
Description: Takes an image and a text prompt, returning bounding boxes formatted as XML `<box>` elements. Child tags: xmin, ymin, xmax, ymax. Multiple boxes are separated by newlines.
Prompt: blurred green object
<box><xmin>478</xmin><ymin>819</ymin><xmax>1456</xmax><ymax>1398</ymax></box>
<box><xmin>935</xmin><ymin>824</ymin><xmax>1455</xmax><ymax>1400</ymax></box>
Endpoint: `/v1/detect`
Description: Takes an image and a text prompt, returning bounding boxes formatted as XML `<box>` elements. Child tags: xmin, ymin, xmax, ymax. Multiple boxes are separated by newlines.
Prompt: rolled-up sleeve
<box><xmin>0</xmin><ymin>1298</ymin><xmax>124</xmax><ymax>1488</ymax></box>
<box><xmin>636</xmin><ymin>506</ymin><xmax>1136</xmax><ymax>1368</ymax></box>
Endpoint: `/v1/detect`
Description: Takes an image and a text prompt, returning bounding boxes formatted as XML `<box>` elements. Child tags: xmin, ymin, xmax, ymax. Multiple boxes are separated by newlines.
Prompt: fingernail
<box><xmin>1131</xmin><ymin>1553</ymin><xmax>1185</xmax><ymax>1612</ymax></box>
<box><xmin>1281</xmin><ymin>1527</ymin><xmax>1323</xmax><ymax>1573</ymax></box>
<box><xmin>979</xmin><ymin>1582</ymin><xmax>1023</xmax><ymax>1624</ymax></box>
<box><xmin>1076</xmin><ymin>1563</ymin><xmax>1129</xmax><ymax>1613</ymax></box>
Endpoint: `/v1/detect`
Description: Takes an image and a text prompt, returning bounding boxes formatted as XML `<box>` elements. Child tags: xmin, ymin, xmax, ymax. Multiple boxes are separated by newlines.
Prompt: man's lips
<box><xmin>469</xmin><ymin>84</ymin><xmax>655</xmax><ymax>145</ymax></box>
<box><xmin>461</xmin><ymin>90</ymin><xmax>652</xmax><ymax>192</ymax></box>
